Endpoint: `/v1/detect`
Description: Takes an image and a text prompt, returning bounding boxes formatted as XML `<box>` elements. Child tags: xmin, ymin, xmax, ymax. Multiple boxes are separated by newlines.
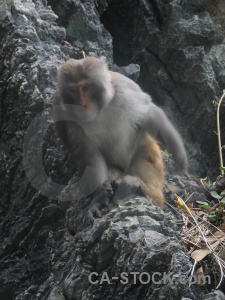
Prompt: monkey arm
<box><xmin>68</xmin><ymin>129</ymin><xmax>113</xmax><ymax>220</ymax></box>
<box><xmin>55</xmin><ymin>120</ymin><xmax>109</xmax><ymax>197</ymax></box>
<box><xmin>77</xmin><ymin>150</ymin><xmax>108</xmax><ymax>196</ymax></box>
<box><xmin>142</xmin><ymin>104</ymin><xmax>188</xmax><ymax>173</ymax></box>
<box><xmin>55</xmin><ymin>119</ymin><xmax>112</xmax><ymax>220</ymax></box>
<box><xmin>70</xmin><ymin>138</ymin><xmax>109</xmax><ymax>197</ymax></box>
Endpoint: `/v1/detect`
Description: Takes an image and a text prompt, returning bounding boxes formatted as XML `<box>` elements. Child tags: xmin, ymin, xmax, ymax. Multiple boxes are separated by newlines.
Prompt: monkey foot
<box><xmin>86</xmin><ymin>181</ymin><xmax>113</xmax><ymax>222</ymax></box>
<box><xmin>112</xmin><ymin>175</ymin><xmax>145</xmax><ymax>199</ymax></box>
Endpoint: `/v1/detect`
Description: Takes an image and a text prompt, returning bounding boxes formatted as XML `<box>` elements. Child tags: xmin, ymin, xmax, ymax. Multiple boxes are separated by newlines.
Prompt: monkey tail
<box><xmin>127</xmin><ymin>132</ymin><xmax>165</xmax><ymax>208</ymax></box>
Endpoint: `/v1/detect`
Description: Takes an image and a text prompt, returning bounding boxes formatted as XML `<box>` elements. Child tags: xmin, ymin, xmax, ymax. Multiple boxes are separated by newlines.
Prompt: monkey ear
<box><xmin>99</xmin><ymin>56</ymin><xmax>108</xmax><ymax>66</ymax></box>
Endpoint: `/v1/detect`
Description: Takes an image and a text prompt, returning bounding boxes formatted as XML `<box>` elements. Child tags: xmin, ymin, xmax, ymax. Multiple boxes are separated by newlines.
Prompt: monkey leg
<box><xmin>123</xmin><ymin>132</ymin><xmax>165</xmax><ymax>208</ymax></box>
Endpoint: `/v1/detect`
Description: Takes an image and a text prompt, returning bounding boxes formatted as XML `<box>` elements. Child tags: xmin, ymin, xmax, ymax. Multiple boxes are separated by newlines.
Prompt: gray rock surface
<box><xmin>0</xmin><ymin>0</ymin><xmax>224</xmax><ymax>299</ymax></box>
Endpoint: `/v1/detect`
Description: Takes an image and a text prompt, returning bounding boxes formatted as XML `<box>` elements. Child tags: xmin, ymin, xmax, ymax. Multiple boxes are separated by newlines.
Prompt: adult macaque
<box><xmin>53</xmin><ymin>56</ymin><xmax>188</xmax><ymax>220</ymax></box>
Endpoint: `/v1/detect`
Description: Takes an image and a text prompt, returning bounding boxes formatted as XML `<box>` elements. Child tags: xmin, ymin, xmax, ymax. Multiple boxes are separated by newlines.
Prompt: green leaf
<box><xmin>199</xmin><ymin>211</ymin><xmax>210</xmax><ymax>216</ymax></box>
<box><xmin>198</xmin><ymin>205</ymin><xmax>211</xmax><ymax>209</ymax></box>
<box><xmin>196</xmin><ymin>201</ymin><xmax>210</xmax><ymax>206</ymax></box>
<box><xmin>211</xmin><ymin>191</ymin><xmax>222</xmax><ymax>199</ymax></box>
<box><xmin>219</xmin><ymin>166</ymin><xmax>225</xmax><ymax>171</ymax></box>
<box><xmin>220</xmin><ymin>198</ymin><xmax>225</xmax><ymax>203</ymax></box>
<box><xmin>164</xmin><ymin>149</ymin><xmax>172</xmax><ymax>157</ymax></box>
<box><xmin>196</xmin><ymin>201</ymin><xmax>211</xmax><ymax>209</ymax></box>
<box><xmin>207</xmin><ymin>214</ymin><xmax>217</xmax><ymax>218</ymax></box>
<box><xmin>199</xmin><ymin>211</ymin><xmax>216</xmax><ymax>218</ymax></box>
<box><xmin>220</xmin><ymin>190</ymin><xmax>225</xmax><ymax>196</ymax></box>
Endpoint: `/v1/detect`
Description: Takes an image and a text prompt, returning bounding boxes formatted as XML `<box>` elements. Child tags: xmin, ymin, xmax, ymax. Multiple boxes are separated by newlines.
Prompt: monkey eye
<box><xmin>68</xmin><ymin>88</ymin><xmax>78</xmax><ymax>94</ymax></box>
<box><xmin>81</xmin><ymin>85</ymin><xmax>89</xmax><ymax>92</ymax></box>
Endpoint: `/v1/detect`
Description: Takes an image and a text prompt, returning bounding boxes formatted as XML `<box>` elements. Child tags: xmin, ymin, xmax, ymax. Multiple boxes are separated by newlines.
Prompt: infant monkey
<box><xmin>53</xmin><ymin>56</ymin><xmax>188</xmax><ymax>220</ymax></box>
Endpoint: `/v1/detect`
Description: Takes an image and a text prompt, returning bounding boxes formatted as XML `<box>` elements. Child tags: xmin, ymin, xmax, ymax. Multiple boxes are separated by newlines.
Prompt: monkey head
<box><xmin>57</xmin><ymin>56</ymin><xmax>114</xmax><ymax>122</ymax></box>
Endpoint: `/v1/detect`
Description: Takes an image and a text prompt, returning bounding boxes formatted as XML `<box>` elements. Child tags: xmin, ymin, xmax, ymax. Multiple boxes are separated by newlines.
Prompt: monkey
<box><xmin>53</xmin><ymin>56</ymin><xmax>188</xmax><ymax>220</ymax></box>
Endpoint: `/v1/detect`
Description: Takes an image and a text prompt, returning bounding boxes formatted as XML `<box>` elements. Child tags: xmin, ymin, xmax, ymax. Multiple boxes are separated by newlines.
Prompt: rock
<box><xmin>0</xmin><ymin>0</ymin><xmax>224</xmax><ymax>299</ymax></box>
<box><xmin>48</xmin><ymin>0</ymin><xmax>113</xmax><ymax>60</ymax></box>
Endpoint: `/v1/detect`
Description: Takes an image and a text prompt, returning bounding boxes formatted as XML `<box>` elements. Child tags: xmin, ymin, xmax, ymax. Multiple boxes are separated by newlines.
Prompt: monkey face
<box><xmin>58</xmin><ymin>57</ymin><xmax>114</xmax><ymax>123</ymax></box>
<box><xmin>61</xmin><ymin>83</ymin><xmax>102</xmax><ymax>122</ymax></box>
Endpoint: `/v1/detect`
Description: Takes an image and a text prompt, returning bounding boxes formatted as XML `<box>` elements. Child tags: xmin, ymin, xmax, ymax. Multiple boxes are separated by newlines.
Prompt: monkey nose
<box><xmin>80</xmin><ymin>95</ymin><xmax>89</xmax><ymax>109</ymax></box>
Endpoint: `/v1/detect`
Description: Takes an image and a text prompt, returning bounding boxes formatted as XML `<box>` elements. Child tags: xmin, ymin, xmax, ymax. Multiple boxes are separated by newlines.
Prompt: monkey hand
<box><xmin>87</xmin><ymin>181</ymin><xmax>113</xmax><ymax>222</ymax></box>
<box><xmin>173</xmin><ymin>151</ymin><xmax>189</xmax><ymax>175</ymax></box>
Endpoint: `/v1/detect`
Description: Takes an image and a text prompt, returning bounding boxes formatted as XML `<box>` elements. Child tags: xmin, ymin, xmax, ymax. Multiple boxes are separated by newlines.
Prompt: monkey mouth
<box><xmin>80</xmin><ymin>106</ymin><xmax>90</xmax><ymax>113</ymax></box>
<box><xmin>77</xmin><ymin>106</ymin><xmax>98</xmax><ymax>123</ymax></box>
